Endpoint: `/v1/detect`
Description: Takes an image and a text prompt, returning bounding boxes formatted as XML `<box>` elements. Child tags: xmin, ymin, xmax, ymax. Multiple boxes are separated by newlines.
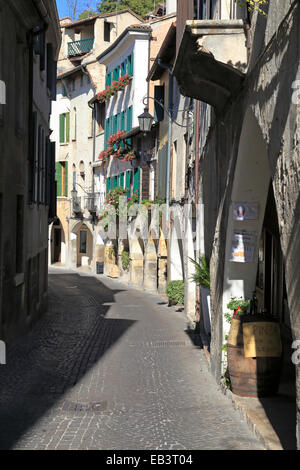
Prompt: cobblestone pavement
<box><xmin>0</xmin><ymin>267</ymin><xmax>264</xmax><ymax>450</ymax></box>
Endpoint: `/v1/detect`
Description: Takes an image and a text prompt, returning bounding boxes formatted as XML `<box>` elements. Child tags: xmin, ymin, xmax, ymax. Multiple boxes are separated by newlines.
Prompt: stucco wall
<box><xmin>196</xmin><ymin>0</ymin><xmax>300</xmax><ymax>443</ymax></box>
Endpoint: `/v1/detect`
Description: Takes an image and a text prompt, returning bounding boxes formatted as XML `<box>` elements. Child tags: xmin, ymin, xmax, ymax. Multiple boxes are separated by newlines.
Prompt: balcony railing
<box><xmin>84</xmin><ymin>192</ymin><xmax>105</xmax><ymax>213</ymax></box>
<box><xmin>68</xmin><ymin>37</ymin><xmax>94</xmax><ymax>57</ymax></box>
<box><xmin>72</xmin><ymin>194</ymin><xmax>82</xmax><ymax>215</ymax></box>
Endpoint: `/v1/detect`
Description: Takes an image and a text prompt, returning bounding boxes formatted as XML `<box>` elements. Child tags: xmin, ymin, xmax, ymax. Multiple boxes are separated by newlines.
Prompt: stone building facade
<box><xmin>50</xmin><ymin>11</ymin><xmax>143</xmax><ymax>272</ymax></box>
<box><xmin>174</xmin><ymin>0</ymin><xmax>300</xmax><ymax>447</ymax></box>
<box><xmin>0</xmin><ymin>0</ymin><xmax>60</xmax><ymax>342</ymax></box>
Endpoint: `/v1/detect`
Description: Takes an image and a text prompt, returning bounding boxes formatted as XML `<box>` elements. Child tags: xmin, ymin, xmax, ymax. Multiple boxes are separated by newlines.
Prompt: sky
<box><xmin>56</xmin><ymin>0</ymin><xmax>99</xmax><ymax>19</ymax></box>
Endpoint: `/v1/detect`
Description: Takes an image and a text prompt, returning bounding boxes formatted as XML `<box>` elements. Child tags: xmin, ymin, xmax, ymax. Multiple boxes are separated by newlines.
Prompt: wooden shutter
<box><xmin>128</xmin><ymin>54</ymin><xmax>132</xmax><ymax>75</ymax></box>
<box><xmin>127</xmin><ymin>106</ymin><xmax>132</xmax><ymax>131</ymax></box>
<box><xmin>121</xmin><ymin>111</ymin><xmax>125</xmax><ymax>131</ymax></box>
<box><xmin>59</xmin><ymin>114</ymin><xmax>65</xmax><ymax>143</ymax></box>
<box><xmin>133</xmin><ymin>167</ymin><xmax>140</xmax><ymax>201</ymax></box>
<box><xmin>106</xmin><ymin>177</ymin><xmax>111</xmax><ymax>194</ymax></box>
<box><xmin>55</xmin><ymin>162</ymin><xmax>62</xmax><ymax>197</ymax></box>
<box><xmin>120</xmin><ymin>172</ymin><xmax>124</xmax><ymax>188</ymax></box>
<box><xmin>104</xmin><ymin>118</ymin><xmax>109</xmax><ymax>148</ymax></box>
<box><xmin>113</xmin><ymin>115</ymin><xmax>117</xmax><ymax>134</ymax></box>
<box><xmin>64</xmin><ymin>161</ymin><xmax>68</xmax><ymax>196</ymax></box>
<box><xmin>66</xmin><ymin>113</ymin><xmax>70</xmax><ymax>142</ymax></box>
<box><xmin>125</xmin><ymin>170</ymin><xmax>131</xmax><ymax>199</ymax></box>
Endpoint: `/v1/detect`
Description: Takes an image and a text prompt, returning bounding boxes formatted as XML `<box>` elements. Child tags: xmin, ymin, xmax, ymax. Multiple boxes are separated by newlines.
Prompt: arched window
<box><xmin>72</xmin><ymin>164</ymin><xmax>76</xmax><ymax>190</ymax></box>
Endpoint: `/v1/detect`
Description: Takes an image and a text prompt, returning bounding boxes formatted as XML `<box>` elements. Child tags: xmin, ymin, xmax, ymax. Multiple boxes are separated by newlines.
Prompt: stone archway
<box><xmin>70</xmin><ymin>221</ymin><xmax>94</xmax><ymax>269</ymax></box>
<box><xmin>221</xmin><ymin>107</ymin><xmax>295</xmax><ymax>442</ymax></box>
<box><xmin>50</xmin><ymin>218</ymin><xmax>66</xmax><ymax>265</ymax></box>
<box><xmin>222</xmin><ymin>108</ymin><xmax>271</xmax><ymax>330</ymax></box>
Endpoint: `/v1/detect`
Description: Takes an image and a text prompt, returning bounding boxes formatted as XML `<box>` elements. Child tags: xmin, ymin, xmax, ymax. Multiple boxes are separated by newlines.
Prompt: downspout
<box><xmin>166</xmin><ymin>71</ymin><xmax>173</xmax><ymax>223</ymax></box>
<box><xmin>194</xmin><ymin>101</ymin><xmax>201</xmax><ymax>325</ymax></box>
<box><xmin>88</xmin><ymin>100</ymin><xmax>96</xmax><ymax>200</ymax></box>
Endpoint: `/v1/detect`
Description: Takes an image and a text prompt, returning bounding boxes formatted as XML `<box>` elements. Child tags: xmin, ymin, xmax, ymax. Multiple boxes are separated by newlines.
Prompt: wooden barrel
<box><xmin>227</xmin><ymin>315</ymin><xmax>282</xmax><ymax>398</ymax></box>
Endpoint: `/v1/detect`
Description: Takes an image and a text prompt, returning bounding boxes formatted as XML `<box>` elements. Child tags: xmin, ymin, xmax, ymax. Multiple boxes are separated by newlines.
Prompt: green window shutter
<box><xmin>55</xmin><ymin>162</ymin><xmax>62</xmax><ymax>196</ymax></box>
<box><xmin>117</xmin><ymin>113</ymin><xmax>121</xmax><ymax>132</ymax></box>
<box><xmin>66</xmin><ymin>113</ymin><xmax>70</xmax><ymax>142</ymax></box>
<box><xmin>120</xmin><ymin>172</ymin><xmax>124</xmax><ymax>188</ymax></box>
<box><xmin>131</xmin><ymin>51</ymin><xmax>134</xmax><ymax>76</ymax></box>
<box><xmin>121</xmin><ymin>111</ymin><xmax>125</xmax><ymax>131</ymax></box>
<box><xmin>59</xmin><ymin>114</ymin><xmax>65</xmax><ymax>143</ymax></box>
<box><xmin>109</xmin><ymin>116</ymin><xmax>112</xmax><ymax>137</ymax></box>
<box><xmin>104</xmin><ymin>118</ymin><xmax>108</xmax><ymax>148</ymax></box>
<box><xmin>125</xmin><ymin>170</ymin><xmax>131</xmax><ymax>199</ymax></box>
<box><xmin>121</xmin><ymin>62</ymin><xmax>125</xmax><ymax>76</ymax></box>
<box><xmin>113</xmin><ymin>115</ymin><xmax>117</xmax><ymax>134</ymax></box>
<box><xmin>106</xmin><ymin>177</ymin><xmax>111</xmax><ymax>194</ymax></box>
<box><xmin>128</xmin><ymin>106</ymin><xmax>132</xmax><ymax>130</ymax></box>
<box><xmin>113</xmin><ymin>68</ymin><xmax>118</xmax><ymax>81</ymax></box>
<box><xmin>64</xmin><ymin>161</ymin><xmax>68</xmax><ymax>196</ymax></box>
<box><xmin>128</xmin><ymin>54</ymin><xmax>132</xmax><ymax>75</ymax></box>
<box><xmin>133</xmin><ymin>167</ymin><xmax>140</xmax><ymax>201</ymax></box>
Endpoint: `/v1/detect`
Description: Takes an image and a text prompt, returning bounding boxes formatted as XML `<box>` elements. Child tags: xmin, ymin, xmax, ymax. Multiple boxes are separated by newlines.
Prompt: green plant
<box><xmin>154</xmin><ymin>194</ymin><xmax>166</xmax><ymax>205</ymax></box>
<box><xmin>166</xmin><ymin>280</ymin><xmax>184</xmax><ymax>305</ymax></box>
<box><xmin>189</xmin><ymin>256</ymin><xmax>210</xmax><ymax>288</ymax></box>
<box><xmin>225</xmin><ymin>297</ymin><xmax>251</xmax><ymax>323</ymax></box>
<box><xmin>121</xmin><ymin>250</ymin><xmax>130</xmax><ymax>271</ymax></box>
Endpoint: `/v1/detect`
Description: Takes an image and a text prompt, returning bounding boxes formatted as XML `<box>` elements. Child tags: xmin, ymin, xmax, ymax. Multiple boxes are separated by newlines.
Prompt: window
<box><xmin>113</xmin><ymin>67</ymin><xmax>120</xmax><ymax>81</ymax></box>
<box><xmin>194</xmin><ymin>0</ymin><xmax>214</xmax><ymax>20</ymax></box>
<box><xmin>33</xmin><ymin>29</ymin><xmax>46</xmax><ymax>71</ymax></box>
<box><xmin>154</xmin><ymin>85</ymin><xmax>165</xmax><ymax>122</ymax></box>
<box><xmin>62</xmin><ymin>83</ymin><xmax>68</xmax><ymax>97</ymax></box>
<box><xmin>55</xmin><ymin>161</ymin><xmax>68</xmax><ymax>197</ymax></box>
<box><xmin>47</xmin><ymin>43</ymin><xmax>57</xmax><ymax>100</ymax></box>
<box><xmin>106</xmin><ymin>72</ymin><xmax>112</xmax><ymax>87</ymax></box>
<box><xmin>127</xmin><ymin>54</ymin><xmax>133</xmax><ymax>76</ymax></box>
<box><xmin>96</xmin><ymin>102</ymin><xmax>105</xmax><ymax>133</ymax></box>
<box><xmin>104</xmin><ymin>21</ymin><xmax>111</xmax><ymax>42</ymax></box>
<box><xmin>72</xmin><ymin>164</ymin><xmax>76</xmax><ymax>190</ymax></box>
<box><xmin>72</xmin><ymin>107</ymin><xmax>77</xmax><ymax>140</ymax></box>
<box><xmin>79</xmin><ymin>161</ymin><xmax>85</xmax><ymax>181</ymax></box>
<box><xmin>59</xmin><ymin>113</ymin><xmax>70</xmax><ymax>143</ymax></box>
<box><xmin>80</xmin><ymin>230</ymin><xmax>87</xmax><ymax>254</ymax></box>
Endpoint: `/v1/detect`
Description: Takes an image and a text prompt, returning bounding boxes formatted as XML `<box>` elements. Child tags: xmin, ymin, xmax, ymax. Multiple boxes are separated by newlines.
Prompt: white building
<box><xmin>49</xmin><ymin>12</ymin><xmax>143</xmax><ymax>272</ymax></box>
<box><xmin>96</xmin><ymin>25</ymin><xmax>152</xmax><ymax>200</ymax></box>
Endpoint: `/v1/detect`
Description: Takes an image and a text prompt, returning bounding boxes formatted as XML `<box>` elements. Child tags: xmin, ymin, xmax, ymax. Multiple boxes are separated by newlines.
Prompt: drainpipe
<box><xmin>194</xmin><ymin>101</ymin><xmax>201</xmax><ymax>325</ymax></box>
<box><xmin>166</xmin><ymin>72</ymin><xmax>173</xmax><ymax>223</ymax></box>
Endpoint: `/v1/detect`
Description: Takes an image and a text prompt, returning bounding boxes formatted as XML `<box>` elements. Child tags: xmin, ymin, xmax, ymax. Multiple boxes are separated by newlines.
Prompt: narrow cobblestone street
<box><xmin>0</xmin><ymin>267</ymin><xmax>264</xmax><ymax>450</ymax></box>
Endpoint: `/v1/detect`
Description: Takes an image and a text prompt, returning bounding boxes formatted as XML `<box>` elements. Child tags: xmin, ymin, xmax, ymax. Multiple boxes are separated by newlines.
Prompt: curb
<box><xmin>219</xmin><ymin>380</ymin><xmax>283</xmax><ymax>450</ymax></box>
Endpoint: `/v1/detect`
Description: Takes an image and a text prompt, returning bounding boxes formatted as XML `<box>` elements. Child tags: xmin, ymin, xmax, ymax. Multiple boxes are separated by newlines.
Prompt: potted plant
<box><xmin>166</xmin><ymin>280</ymin><xmax>184</xmax><ymax>306</ymax></box>
<box><xmin>189</xmin><ymin>257</ymin><xmax>211</xmax><ymax>337</ymax></box>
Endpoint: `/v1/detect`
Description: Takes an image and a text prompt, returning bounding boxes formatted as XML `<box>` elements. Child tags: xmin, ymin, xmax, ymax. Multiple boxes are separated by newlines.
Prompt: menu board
<box><xmin>230</xmin><ymin>231</ymin><xmax>257</xmax><ymax>263</ymax></box>
<box><xmin>243</xmin><ymin>322</ymin><xmax>282</xmax><ymax>358</ymax></box>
